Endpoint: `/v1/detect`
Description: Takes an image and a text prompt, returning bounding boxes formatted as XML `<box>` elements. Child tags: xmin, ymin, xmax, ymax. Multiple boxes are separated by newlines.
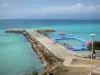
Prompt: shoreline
<box><xmin>4</xmin><ymin>29</ymin><xmax>100</xmax><ymax>75</ymax></box>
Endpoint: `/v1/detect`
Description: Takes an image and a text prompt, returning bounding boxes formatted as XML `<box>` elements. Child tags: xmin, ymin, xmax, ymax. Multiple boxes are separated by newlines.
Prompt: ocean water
<box><xmin>1</xmin><ymin>20</ymin><xmax>100</xmax><ymax>40</ymax></box>
<box><xmin>0</xmin><ymin>29</ymin><xmax>45</xmax><ymax>75</ymax></box>
<box><xmin>0</xmin><ymin>20</ymin><xmax>100</xmax><ymax>75</ymax></box>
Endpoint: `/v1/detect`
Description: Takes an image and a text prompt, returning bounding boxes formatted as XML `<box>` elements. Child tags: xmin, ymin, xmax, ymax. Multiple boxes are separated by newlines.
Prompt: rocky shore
<box><xmin>5</xmin><ymin>29</ymin><xmax>25</xmax><ymax>33</ymax></box>
<box><xmin>5</xmin><ymin>29</ymin><xmax>56</xmax><ymax>34</ymax></box>
<box><xmin>24</xmin><ymin>31</ymin><xmax>68</xmax><ymax>75</ymax></box>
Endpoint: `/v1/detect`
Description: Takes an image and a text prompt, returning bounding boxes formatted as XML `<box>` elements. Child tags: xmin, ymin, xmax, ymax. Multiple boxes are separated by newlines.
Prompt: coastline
<box><xmin>4</xmin><ymin>29</ymin><xmax>100</xmax><ymax>75</ymax></box>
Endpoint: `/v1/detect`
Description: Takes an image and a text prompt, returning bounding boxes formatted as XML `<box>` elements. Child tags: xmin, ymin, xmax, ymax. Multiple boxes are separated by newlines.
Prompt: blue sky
<box><xmin>0</xmin><ymin>0</ymin><xmax>100</xmax><ymax>19</ymax></box>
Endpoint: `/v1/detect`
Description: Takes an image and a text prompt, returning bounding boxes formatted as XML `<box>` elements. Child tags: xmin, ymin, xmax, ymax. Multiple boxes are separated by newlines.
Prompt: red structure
<box><xmin>60</xmin><ymin>34</ymin><xmax>65</xmax><ymax>37</ymax></box>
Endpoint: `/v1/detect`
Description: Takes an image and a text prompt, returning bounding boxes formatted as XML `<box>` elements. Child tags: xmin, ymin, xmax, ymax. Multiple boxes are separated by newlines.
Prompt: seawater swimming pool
<box><xmin>51</xmin><ymin>36</ymin><xmax>88</xmax><ymax>51</ymax></box>
<box><xmin>49</xmin><ymin>35</ymin><xmax>90</xmax><ymax>56</ymax></box>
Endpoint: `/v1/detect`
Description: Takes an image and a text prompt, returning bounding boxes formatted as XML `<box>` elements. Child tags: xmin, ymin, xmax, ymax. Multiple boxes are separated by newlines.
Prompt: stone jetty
<box><xmin>37</xmin><ymin>29</ymin><xmax>56</xmax><ymax>33</ymax></box>
<box><xmin>24</xmin><ymin>30</ymin><xmax>66</xmax><ymax>75</ymax></box>
<box><xmin>5</xmin><ymin>29</ymin><xmax>67</xmax><ymax>75</ymax></box>
<box><xmin>36</xmin><ymin>29</ymin><xmax>56</xmax><ymax>36</ymax></box>
<box><xmin>5</xmin><ymin>29</ymin><xmax>25</xmax><ymax>34</ymax></box>
<box><xmin>5</xmin><ymin>29</ymin><xmax>56</xmax><ymax>34</ymax></box>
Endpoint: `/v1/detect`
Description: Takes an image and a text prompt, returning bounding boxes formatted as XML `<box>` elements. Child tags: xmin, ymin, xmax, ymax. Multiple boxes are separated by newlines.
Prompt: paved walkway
<box><xmin>27</xmin><ymin>30</ymin><xmax>74</xmax><ymax>59</ymax></box>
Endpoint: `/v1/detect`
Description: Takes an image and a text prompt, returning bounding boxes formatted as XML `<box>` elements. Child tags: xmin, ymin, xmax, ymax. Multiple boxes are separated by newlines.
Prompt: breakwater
<box><xmin>5</xmin><ymin>29</ymin><xmax>67</xmax><ymax>75</ymax></box>
<box><xmin>37</xmin><ymin>29</ymin><xmax>56</xmax><ymax>33</ymax></box>
<box><xmin>5</xmin><ymin>29</ymin><xmax>25</xmax><ymax>33</ymax></box>
<box><xmin>5</xmin><ymin>29</ymin><xmax>56</xmax><ymax>34</ymax></box>
<box><xmin>24</xmin><ymin>31</ymin><xmax>58</xmax><ymax>75</ymax></box>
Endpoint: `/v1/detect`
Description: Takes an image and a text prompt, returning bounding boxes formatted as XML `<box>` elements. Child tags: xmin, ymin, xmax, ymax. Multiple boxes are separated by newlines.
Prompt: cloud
<box><xmin>1</xmin><ymin>3</ymin><xmax>8</xmax><ymax>7</ymax></box>
<box><xmin>0</xmin><ymin>3</ymin><xmax>100</xmax><ymax>19</ymax></box>
<box><xmin>41</xmin><ymin>3</ymin><xmax>98</xmax><ymax>14</ymax></box>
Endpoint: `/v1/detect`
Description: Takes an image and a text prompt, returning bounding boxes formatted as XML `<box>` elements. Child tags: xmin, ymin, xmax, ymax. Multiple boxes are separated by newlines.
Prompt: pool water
<box><xmin>49</xmin><ymin>35</ymin><xmax>90</xmax><ymax>56</ymax></box>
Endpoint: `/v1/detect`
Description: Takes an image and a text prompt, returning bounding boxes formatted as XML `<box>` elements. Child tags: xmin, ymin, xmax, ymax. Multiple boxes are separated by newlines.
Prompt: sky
<box><xmin>0</xmin><ymin>0</ymin><xmax>100</xmax><ymax>20</ymax></box>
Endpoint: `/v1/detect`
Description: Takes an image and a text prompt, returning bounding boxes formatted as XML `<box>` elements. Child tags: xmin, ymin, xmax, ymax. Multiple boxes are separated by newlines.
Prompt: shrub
<box><xmin>87</xmin><ymin>41</ymin><xmax>100</xmax><ymax>50</ymax></box>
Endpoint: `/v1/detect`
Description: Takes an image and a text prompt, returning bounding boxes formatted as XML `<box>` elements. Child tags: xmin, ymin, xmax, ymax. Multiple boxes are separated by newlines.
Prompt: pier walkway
<box><xmin>27</xmin><ymin>30</ymin><xmax>75</xmax><ymax>60</ymax></box>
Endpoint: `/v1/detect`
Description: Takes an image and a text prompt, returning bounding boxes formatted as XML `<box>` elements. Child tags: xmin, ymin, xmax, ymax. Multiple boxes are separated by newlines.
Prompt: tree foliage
<box><xmin>87</xmin><ymin>41</ymin><xmax>100</xmax><ymax>50</ymax></box>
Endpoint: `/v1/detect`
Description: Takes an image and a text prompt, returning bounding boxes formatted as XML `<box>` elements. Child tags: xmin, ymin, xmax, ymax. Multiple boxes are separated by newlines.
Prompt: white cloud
<box><xmin>0</xmin><ymin>3</ymin><xmax>100</xmax><ymax>19</ymax></box>
<box><xmin>2</xmin><ymin>3</ymin><xmax>8</xmax><ymax>7</ymax></box>
<box><xmin>41</xmin><ymin>3</ymin><xmax>98</xmax><ymax>14</ymax></box>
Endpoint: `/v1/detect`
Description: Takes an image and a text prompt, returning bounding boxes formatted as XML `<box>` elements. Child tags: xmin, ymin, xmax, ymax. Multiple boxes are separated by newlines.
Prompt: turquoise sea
<box><xmin>0</xmin><ymin>20</ymin><xmax>100</xmax><ymax>75</ymax></box>
<box><xmin>0</xmin><ymin>29</ymin><xmax>45</xmax><ymax>75</ymax></box>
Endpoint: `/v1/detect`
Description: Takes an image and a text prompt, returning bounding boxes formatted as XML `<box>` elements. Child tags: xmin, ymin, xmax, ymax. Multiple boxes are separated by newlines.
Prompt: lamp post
<box><xmin>89</xmin><ymin>34</ymin><xmax>96</xmax><ymax>75</ymax></box>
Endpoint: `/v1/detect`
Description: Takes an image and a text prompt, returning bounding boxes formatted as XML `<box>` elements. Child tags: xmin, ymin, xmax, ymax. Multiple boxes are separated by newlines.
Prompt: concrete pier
<box><xmin>26</xmin><ymin>30</ymin><xmax>74</xmax><ymax>59</ymax></box>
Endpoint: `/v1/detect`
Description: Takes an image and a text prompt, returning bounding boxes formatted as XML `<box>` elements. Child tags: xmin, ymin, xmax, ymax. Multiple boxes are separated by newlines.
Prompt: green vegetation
<box><xmin>87</xmin><ymin>41</ymin><xmax>100</xmax><ymax>50</ymax></box>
